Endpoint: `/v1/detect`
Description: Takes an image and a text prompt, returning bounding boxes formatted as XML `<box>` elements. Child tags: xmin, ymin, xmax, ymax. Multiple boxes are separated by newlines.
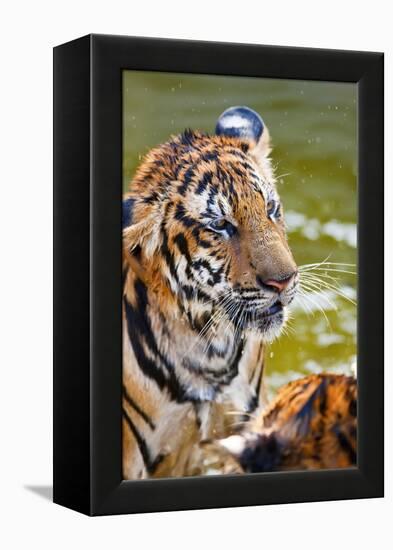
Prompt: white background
<box><xmin>0</xmin><ymin>1</ymin><xmax>391</xmax><ymax>548</ymax></box>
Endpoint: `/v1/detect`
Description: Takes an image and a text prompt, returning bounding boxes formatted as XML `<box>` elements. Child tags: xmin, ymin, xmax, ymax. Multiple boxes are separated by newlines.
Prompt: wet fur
<box><xmin>217</xmin><ymin>374</ymin><xmax>357</xmax><ymax>472</ymax></box>
<box><xmin>122</xmin><ymin>128</ymin><xmax>298</xmax><ymax>479</ymax></box>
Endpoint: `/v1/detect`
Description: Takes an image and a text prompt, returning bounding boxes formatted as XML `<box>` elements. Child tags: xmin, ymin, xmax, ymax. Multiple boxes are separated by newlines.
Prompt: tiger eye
<box><xmin>209</xmin><ymin>219</ymin><xmax>237</xmax><ymax>237</ymax></box>
<box><xmin>213</xmin><ymin>219</ymin><xmax>227</xmax><ymax>229</ymax></box>
<box><xmin>267</xmin><ymin>199</ymin><xmax>280</xmax><ymax>219</ymax></box>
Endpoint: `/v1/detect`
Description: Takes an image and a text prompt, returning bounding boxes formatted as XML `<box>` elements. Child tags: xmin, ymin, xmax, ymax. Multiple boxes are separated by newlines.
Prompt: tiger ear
<box><xmin>122</xmin><ymin>197</ymin><xmax>160</xmax><ymax>258</ymax></box>
<box><xmin>215</xmin><ymin>106</ymin><xmax>271</xmax><ymax>158</ymax></box>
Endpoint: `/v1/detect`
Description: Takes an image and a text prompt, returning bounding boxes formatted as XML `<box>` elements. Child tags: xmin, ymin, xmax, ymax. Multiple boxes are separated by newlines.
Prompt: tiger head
<box><xmin>123</xmin><ymin>106</ymin><xmax>298</xmax><ymax>340</ymax></box>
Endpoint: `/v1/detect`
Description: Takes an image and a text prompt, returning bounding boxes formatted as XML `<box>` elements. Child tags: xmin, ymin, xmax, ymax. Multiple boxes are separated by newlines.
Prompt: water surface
<box><xmin>123</xmin><ymin>71</ymin><xmax>357</xmax><ymax>396</ymax></box>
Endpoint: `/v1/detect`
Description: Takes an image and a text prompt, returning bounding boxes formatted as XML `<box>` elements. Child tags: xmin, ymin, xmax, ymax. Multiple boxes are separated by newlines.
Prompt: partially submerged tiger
<box><xmin>212</xmin><ymin>373</ymin><xmax>357</xmax><ymax>474</ymax></box>
<box><xmin>122</xmin><ymin>106</ymin><xmax>299</xmax><ymax>479</ymax></box>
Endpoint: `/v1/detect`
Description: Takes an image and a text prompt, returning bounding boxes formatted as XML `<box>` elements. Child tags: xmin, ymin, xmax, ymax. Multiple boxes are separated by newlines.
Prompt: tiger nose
<box><xmin>257</xmin><ymin>272</ymin><xmax>296</xmax><ymax>292</ymax></box>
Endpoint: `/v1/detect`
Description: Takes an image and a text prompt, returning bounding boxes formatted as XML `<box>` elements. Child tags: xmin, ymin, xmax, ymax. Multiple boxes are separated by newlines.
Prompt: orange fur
<box><xmin>218</xmin><ymin>374</ymin><xmax>357</xmax><ymax>472</ymax></box>
<box><xmin>122</xmin><ymin>126</ymin><xmax>298</xmax><ymax>479</ymax></box>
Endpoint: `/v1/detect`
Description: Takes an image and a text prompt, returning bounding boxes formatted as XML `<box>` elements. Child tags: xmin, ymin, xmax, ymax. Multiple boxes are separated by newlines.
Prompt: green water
<box><xmin>123</xmin><ymin>71</ymin><xmax>357</xmax><ymax>395</ymax></box>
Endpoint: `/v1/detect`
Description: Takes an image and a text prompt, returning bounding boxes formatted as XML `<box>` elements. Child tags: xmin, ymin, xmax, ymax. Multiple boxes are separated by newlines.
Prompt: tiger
<box><xmin>122</xmin><ymin>106</ymin><xmax>299</xmax><ymax>479</ymax></box>
<box><xmin>214</xmin><ymin>373</ymin><xmax>357</xmax><ymax>473</ymax></box>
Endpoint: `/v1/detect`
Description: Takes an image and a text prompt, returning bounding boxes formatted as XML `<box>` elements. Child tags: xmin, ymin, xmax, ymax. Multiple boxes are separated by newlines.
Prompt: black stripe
<box><xmin>173</xmin><ymin>232</ymin><xmax>195</xmax><ymax>282</ymax></box>
<box><xmin>143</xmin><ymin>190</ymin><xmax>160</xmax><ymax>204</ymax></box>
<box><xmin>334</xmin><ymin>426</ymin><xmax>357</xmax><ymax>464</ymax></box>
<box><xmin>123</xmin><ymin>385</ymin><xmax>156</xmax><ymax>430</ymax></box>
<box><xmin>349</xmin><ymin>397</ymin><xmax>357</xmax><ymax>418</ymax></box>
<box><xmin>160</xmin><ymin>223</ymin><xmax>179</xmax><ymax>282</ymax></box>
<box><xmin>201</xmin><ymin>150</ymin><xmax>218</xmax><ymax>162</ymax></box>
<box><xmin>122</xmin><ymin>408</ymin><xmax>163</xmax><ymax>474</ymax></box>
<box><xmin>181</xmin><ymin>284</ymin><xmax>211</xmax><ymax>302</ymax></box>
<box><xmin>123</xmin><ymin>296</ymin><xmax>167</xmax><ymax>391</ymax></box>
<box><xmin>195</xmin><ymin>170</ymin><xmax>213</xmax><ymax>195</ymax></box>
<box><xmin>124</xmin><ymin>283</ymin><xmax>190</xmax><ymax>403</ymax></box>
<box><xmin>319</xmin><ymin>380</ymin><xmax>328</xmax><ymax>416</ymax></box>
<box><xmin>198</xmin><ymin>238</ymin><xmax>213</xmax><ymax>249</ymax></box>
<box><xmin>192</xmin><ymin>258</ymin><xmax>223</xmax><ymax>286</ymax></box>
<box><xmin>178</xmin><ymin>165</ymin><xmax>195</xmax><ymax>195</ymax></box>
<box><xmin>174</xmin><ymin>203</ymin><xmax>196</xmax><ymax>228</ymax></box>
<box><xmin>206</xmin><ymin>185</ymin><xmax>219</xmax><ymax>209</ymax></box>
<box><xmin>182</xmin><ymin>360</ymin><xmax>232</xmax><ymax>382</ymax></box>
<box><xmin>180</xmin><ymin>129</ymin><xmax>196</xmax><ymax>147</ymax></box>
<box><xmin>226</xmin><ymin>148</ymin><xmax>248</xmax><ymax>159</ymax></box>
<box><xmin>249</xmin><ymin>344</ymin><xmax>263</xmax><ymax>385</ymax></box>
<box><xmin>174</xmin><ymin>232</ymin><xmax>191</xmax><ymax>262</ymax></box>
<box><xmin>255</xmin><ymin>358</ymin><xmax>265</xmax><ymax>400</ymax></box>
<box><xmin>230</xmin><ymin>163</ymin><xmax>245</xmax><ymax>178</ymax></box>
<box><xmin>246</xmin><ymin>352</ymin><xmax>265</xmax><ymax>414</ymax></box>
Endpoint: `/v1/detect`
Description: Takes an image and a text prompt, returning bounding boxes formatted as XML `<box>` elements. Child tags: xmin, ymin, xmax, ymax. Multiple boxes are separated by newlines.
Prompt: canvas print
<box><xmin>122</xmin><ymin>71</ymin><xmax>357</xmax><ymax>480</ymax></box>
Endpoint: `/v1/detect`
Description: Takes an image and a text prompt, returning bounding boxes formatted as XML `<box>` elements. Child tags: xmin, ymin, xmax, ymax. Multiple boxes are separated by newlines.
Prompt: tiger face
<box><xmin>123</xmin><ymin>106</ymin><xmax>298</xmax><ymax>341</ymax></box>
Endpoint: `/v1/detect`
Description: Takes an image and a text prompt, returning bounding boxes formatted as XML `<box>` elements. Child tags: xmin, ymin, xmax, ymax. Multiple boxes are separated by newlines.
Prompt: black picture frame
<box><xmin>53</xmin><ymin>34</ymin><xmax>384</xmax><ymax>516</ymax></box>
